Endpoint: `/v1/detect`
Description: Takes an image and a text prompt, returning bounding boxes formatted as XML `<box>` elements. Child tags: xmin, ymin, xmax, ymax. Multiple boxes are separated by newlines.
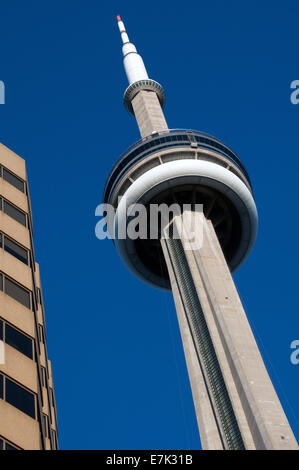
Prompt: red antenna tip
<box><xmin>116</xmin><ymin>15</ymin><xmax>121</xmax><ymax>22</ymax></box>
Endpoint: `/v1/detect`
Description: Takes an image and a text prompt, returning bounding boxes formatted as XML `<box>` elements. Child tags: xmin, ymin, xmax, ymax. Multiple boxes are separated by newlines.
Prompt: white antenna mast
<box><xmin>117</xmin><ymin>15</ymin><xmax>149</xmax><ymax>85</ymax></box>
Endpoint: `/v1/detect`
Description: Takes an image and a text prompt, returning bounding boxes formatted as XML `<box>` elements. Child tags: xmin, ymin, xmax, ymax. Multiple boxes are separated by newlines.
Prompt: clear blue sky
<box><xmin>0</xmin><ymin>0</ymin><xmax>298</xmax><ymax>450</ymax></box>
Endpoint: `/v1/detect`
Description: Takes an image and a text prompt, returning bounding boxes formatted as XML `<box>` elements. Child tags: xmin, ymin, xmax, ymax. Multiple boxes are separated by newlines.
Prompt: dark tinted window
<box><xmin>38</xmin><ymin>324</ymin><xmax>44</xmax><ymax>343</ymax></box>
<box><xmin>3</xmin><ymin>169</ymin><xmax>25</xmax><ymax>193</ymax></box>
<box><xmin>5</xmin><ymin>442</ymin><xmax>19</xmax><ymax>450</ymax></box>
<box><xmin>42</xmin><ymin>414</ymin><xmax>49</xmax><ymax>438</ymax></box>
<box><xmin>36</xmin><ymin>287</ymin><xmax>41</xmax><ymax>304</ymax></box>
<box><xmin>3</xmin><ymin>236</ymin><xmax>28</xmax><ymax>265</ymax></box>
<box><xmin>3</xmin><ymin>200</ymin><xmax>26</xmax><ymax>227</ymax></box>
<box><xmin>49</xmin><ymin>388</ymin><xmax>54</xmax><ymax>407</ymax></box>
<box><xmin>51</xmin><ymin>430</ymin><xmax>57</xmax><ymax>449</ymax></box>
<box><xmin>5</xmin><ymin>278</ymin><xmax>31</xmax><ymax>309</ymax></box>
<box><xmin>41</xmin><ymin>367</ymin><xmax>46</xmax><ymax>387</ymax></box>
<box><xmin>5</xmin><ymin>324</ymin><xmax>33</xmax><ymax>359</ymax></box>
<box><xmin>0</xmin><ymin>438</ymin><xmax>19</xmax><ymax>450</ymax></box>
<box><xmin>0</xmin><ymin>273</ymin><xmax>3</xmax><ymax>291</ymax></box>
<box><xmin>5</xmin><ymin>378</ymin><xmax>35</xmax><ymax>418</ymax></box>
<box><xmin>0</xmin><ymin>374</ymin><xmax>3</xmax><ymax>399</ymax></box>
<box><xmin>0</xmin><ymin>319</ymin><xmax>3</xmax><ymax>340</ymax></box>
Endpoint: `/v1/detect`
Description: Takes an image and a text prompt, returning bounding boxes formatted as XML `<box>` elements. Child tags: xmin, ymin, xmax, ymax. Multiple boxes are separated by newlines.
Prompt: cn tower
<box><xmin>103</xmin><ymin>16</ymin><xmax>298</xmax><ymax>450</ymax></box>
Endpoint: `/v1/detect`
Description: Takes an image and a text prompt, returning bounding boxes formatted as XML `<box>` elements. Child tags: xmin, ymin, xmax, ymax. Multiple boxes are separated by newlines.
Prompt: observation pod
<box><xmin>104</xmin><ymin>128</ymin><xmax>258</xmax><ymax>290</ymax></box>
<box><xmin>104</xmin><ymin>16</ymin><xmax>258</xmax><ymax>290</ymax></box>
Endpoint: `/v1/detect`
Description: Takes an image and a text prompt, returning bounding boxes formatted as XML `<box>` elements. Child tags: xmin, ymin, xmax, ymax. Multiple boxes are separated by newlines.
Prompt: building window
<box><xmin>50</xmin><ymin>429</ymin><xmax>57</xmax><ymax>449</ymax></box>
<box><xmin>0</xmin><ymin>374</ymin><xmax>3</xmax><ymax>399</ymax></box>
<box><xmin>5</xmin><ymin>442</ymin><xmax>19</xmax><ymax>450</ymax></box>
<box><xmin>41</xmin><ymin>366</ymin><xmax>47</xmax><ymax>387</ymax></box>
<box><xmin>2</xmin><ymin>374</ymin><xmax>36</xmax><ymax>419</ymax></box>
<box><xmin>42</xmin><ymin>413</ymin><xmax>49</xmax><ymax>438</ymax></box>
<box><xmin>36</xmin><ymin>287</ymin><xmax>42</xmax><ymax>304</ymax></box>
<box><xmin>38</xmin><ymin>324</ymin><xmax>44</xmax><ymax>344</ymax></box>
<box><xmin>0</xmin><ymin>273</ymin><xmax>31</xmax><ymax>308</ymax></box>
<box><xmin>6</xmin><ymin>378</ymin><xmax>35</xmax><ymax>418</ymax></box>
<box><xmin>2</xmin><ymin>168</ymin><xmax>25</xmax><ymax>193</ymax></box>
<box><xmin>1</xmin><ymin>198</ymin><xmax>27</xmax><ymax>227</ymax></box>
<box><xmin>4</xmin><ymin>276</ymin><xmax>31</xmax><ymax>309</ymax></box>
<box><xmin>49</xmin><ymin>388</ymin><xmax>54</xmax><ymax>408</ymax></box>
<box><xmin>0</xmin><ymin>437</ymin><xmax>20</xmax><ymax>450</ymax></box>
<box><xmin>1</xmin><ymin>234</ymin><xmax>29</xmax><ymax>265</ymax></box>
<box><xmin>4</xmin><ymin>323</ymin><xmax>33</xmax><ymax>359</ymax></box>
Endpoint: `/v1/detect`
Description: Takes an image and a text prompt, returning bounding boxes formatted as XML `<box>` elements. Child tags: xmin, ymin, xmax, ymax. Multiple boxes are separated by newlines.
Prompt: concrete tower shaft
<box><xmin>162</xmin><ymin>212</ymin><xmax>298</xmax><ymax>449</ymax></box>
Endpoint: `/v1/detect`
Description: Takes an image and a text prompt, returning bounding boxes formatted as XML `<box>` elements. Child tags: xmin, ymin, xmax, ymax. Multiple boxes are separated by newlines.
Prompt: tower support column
<box><xmin>161</xmin><ymin>211</ymin><xmax>298</xmax><ymax>450</ymax></box>
<box><xmin>131</xmin><ymin>90</ymin><xmax>168</xmax><ymax>138</ymax></box>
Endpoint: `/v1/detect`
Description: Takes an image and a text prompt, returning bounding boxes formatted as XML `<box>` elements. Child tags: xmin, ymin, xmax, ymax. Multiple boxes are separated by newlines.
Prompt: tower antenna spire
<box><xmin>115</xmin><ymin>15</ymin><xmax>167</xmax><ymax>134</ymax></box>
<box><xmin>116</xmin><ymin>15</ymin><xmax>130</xmax><ymax>44</ymax></box>
<box><xmin>116</xmin><ymin>15</ymin><xmax>149</xmax><ymax>85</ymax></box>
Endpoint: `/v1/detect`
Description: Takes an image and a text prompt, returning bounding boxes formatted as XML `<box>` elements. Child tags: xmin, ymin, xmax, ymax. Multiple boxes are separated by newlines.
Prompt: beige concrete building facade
<box><xmin>0</xmin><ymin>144</ymin><xmax>58</xmax><ymax>450</ymax></box>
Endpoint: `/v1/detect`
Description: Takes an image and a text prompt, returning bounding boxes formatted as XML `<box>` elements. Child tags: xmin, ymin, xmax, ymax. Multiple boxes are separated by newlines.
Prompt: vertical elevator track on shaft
<box><xmin>166</xmin><ymin>233</ymin><xmax>245</xmax><ymax>450</ymax></box>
